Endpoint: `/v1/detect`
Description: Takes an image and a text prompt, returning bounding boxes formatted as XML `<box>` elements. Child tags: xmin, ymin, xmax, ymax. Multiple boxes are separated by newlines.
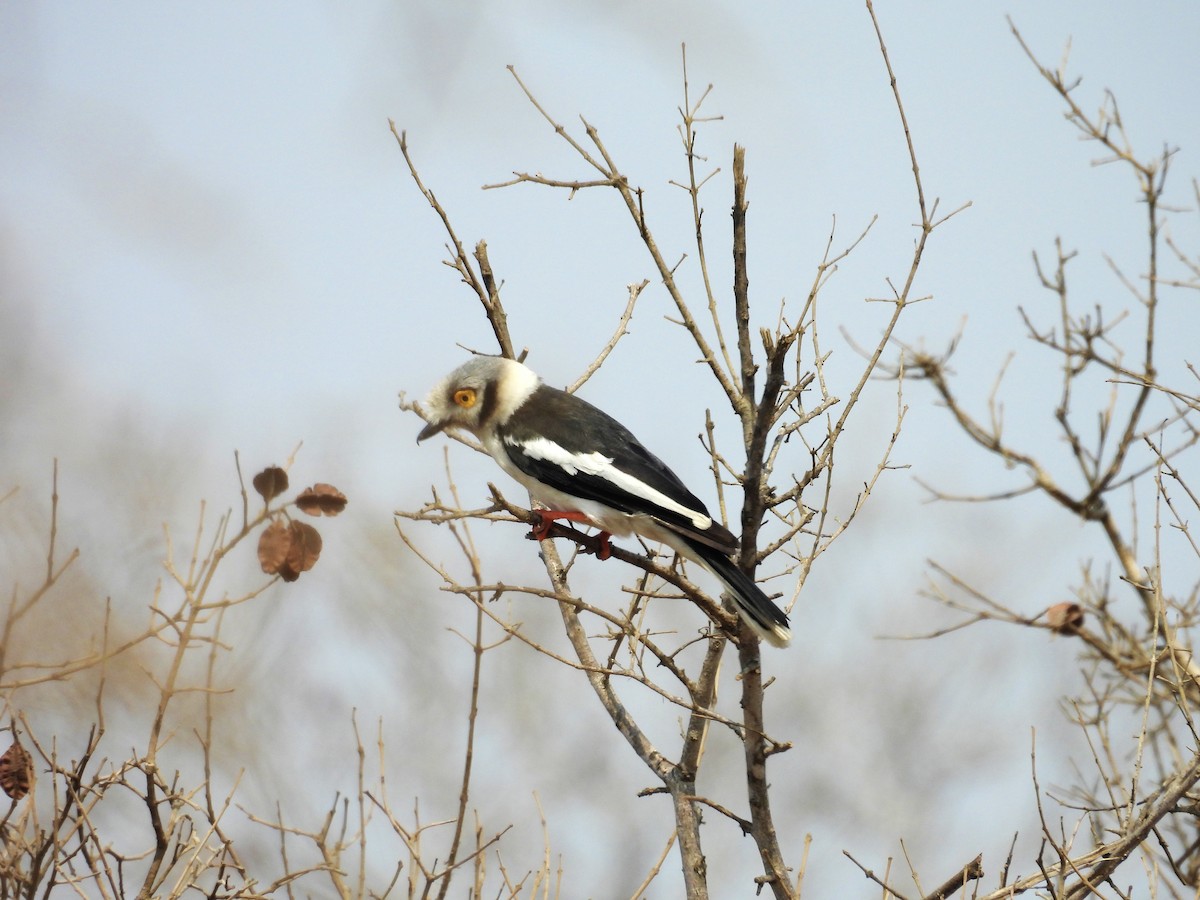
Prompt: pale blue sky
<box><xmin>3</xmin><ymin>2</ymin><xmax>1199</xmax><ymax>895</ymax></box>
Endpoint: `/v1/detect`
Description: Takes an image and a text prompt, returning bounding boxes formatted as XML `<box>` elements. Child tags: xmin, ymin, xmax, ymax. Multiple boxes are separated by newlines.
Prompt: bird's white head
<box><xmin>417</xmin><ymin>356</ymin><xmax>540</xmax><ymax>443</ymax></box>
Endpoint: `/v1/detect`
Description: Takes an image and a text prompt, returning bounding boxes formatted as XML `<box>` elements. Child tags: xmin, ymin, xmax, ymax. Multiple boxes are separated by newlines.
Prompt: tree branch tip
<box><xmin>637</xmin><ymin>786</ymin><xmax>668</xmax><ymax>798</ymax></box>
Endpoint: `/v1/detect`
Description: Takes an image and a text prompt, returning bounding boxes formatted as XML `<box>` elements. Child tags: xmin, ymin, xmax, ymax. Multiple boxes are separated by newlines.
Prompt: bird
<box><xmin>416</xmin><ymin>355</ymin><xmax>792</xmax><ymax>648</ymax></box>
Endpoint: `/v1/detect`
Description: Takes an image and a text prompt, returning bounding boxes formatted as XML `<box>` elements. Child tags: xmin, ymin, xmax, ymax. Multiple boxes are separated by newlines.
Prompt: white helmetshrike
<box><xmin>416</xmin><ymin>355</ymin><xmax>791</xmax><ymax>648</ymax></box>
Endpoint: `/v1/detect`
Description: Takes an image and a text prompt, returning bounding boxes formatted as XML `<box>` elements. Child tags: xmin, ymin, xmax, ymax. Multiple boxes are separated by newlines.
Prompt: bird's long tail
<box><xmin>684</xmin><ymin>539</ymin><xmax>792</xmax><ymax>648</ymax></box>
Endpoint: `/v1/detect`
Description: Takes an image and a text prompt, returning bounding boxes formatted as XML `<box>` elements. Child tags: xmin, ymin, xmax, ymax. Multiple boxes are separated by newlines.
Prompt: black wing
<box><xmin>498</xmin><ymin>384</ymin><xmax>737</xmax><ymax>553</ymax></box>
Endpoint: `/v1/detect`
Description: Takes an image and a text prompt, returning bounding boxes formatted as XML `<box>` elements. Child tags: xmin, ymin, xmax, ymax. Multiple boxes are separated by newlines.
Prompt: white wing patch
<box><xmin>512</xmin><ymin>436</ymin><xmax>714</xmax><ymax>531</ymax></box>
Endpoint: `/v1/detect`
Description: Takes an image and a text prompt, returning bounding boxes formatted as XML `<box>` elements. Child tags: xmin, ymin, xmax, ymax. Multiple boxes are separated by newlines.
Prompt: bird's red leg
<box><xmin>529</xmin><ymin>510</ymin><xmax>592</xmax><ymax>540</ymax></box>
<box><xmin>528</xmin><ymin>511</ymin><xmax>614</xmax><ymax>559</ymax></box>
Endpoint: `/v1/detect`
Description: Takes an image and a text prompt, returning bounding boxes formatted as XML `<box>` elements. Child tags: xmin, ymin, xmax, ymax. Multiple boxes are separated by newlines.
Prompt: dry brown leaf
<box><xmin>296</xmin><ymin>483</ymin><xmax>348</xmax><ymax>517</ymax></box>
<box><xmin>279</xmin><ymin>520</ymin><xmax>323</xmax><ymax>582</ymax></box>
<box><xmin>258</xmin><ymin>519</ymin><xmax>291</xmax><ymax>575</ymax></box>
<box><xmin>0</xmin><ymin>741</ymin><xmax>33</xmax><ymax>800</ymax></box>
<box><xmin>253</xmin><ymin>466</ymin><xmax>289</xmax><ymax>503</ymax></box>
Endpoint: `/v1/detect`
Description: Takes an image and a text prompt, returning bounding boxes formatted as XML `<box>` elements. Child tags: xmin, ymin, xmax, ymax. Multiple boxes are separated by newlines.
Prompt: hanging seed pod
<box><xmin>0</xmin><ymin>740</ymin><xmax>33</xmax><ymax>800</ymax></box>
<box><xmin>1046</xmin><ymin>602</ymin><xmax>1085</xmax><ymax>635</ymax></box>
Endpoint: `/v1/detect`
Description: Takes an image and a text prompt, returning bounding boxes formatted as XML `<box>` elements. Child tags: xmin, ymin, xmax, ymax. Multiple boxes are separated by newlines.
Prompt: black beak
<box><xmin>416</xmin><ymin>420</ymin><xmax>445</xmax><ymax>443</ymax></box>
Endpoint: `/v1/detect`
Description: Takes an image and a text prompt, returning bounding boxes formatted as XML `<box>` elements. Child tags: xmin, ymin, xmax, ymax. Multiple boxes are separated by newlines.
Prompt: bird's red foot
<box><xmin>587</xmin><ymin>530</ymin><xmax>614</xmax><ymax>560</ymax></box>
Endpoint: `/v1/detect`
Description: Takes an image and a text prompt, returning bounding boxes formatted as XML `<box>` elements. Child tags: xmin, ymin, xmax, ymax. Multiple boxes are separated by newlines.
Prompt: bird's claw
<box><xmin>585</xmin><ymin>530</ymin><xmax>614</xmax><ymax>560</ymax></box>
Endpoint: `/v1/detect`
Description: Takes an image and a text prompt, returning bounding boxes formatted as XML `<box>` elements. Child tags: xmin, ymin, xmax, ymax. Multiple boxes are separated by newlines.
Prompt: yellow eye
<box><xmin>453</xmin><ymin>388</ymin><xmax>477</xmax><ymax>408</ymax></box>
